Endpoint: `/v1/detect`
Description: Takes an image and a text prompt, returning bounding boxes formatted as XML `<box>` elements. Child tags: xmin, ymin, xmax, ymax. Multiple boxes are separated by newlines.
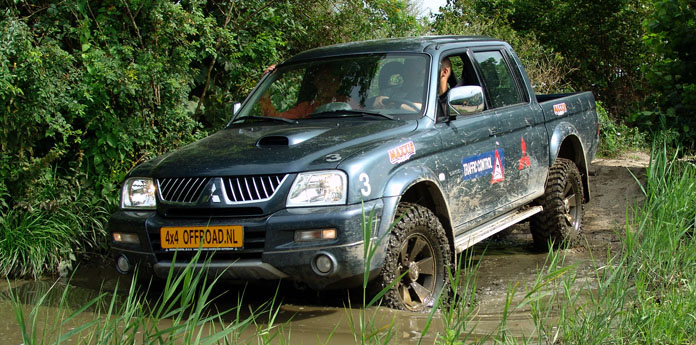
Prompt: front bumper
<box><xmin>108</xmin><ymin>198</ymin><xmax>392</xmax><ymax>290</ymax></box>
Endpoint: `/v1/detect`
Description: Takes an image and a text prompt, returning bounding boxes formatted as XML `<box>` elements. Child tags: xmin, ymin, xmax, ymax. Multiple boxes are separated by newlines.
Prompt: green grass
<box><xmin>7</xmin><ymin>250</ymin><xmax>283</xmax><ymax>345</ymax></box>
<box><xmin>519</xmin><ymin>142</ymin><xmax>696</xmax><ymax>344</ymax></box>
<box><xmin>597</xmin><ymin>101</ymin><xmax>648</xmax><ymax>157</ymax></box>
<box><xmin>0</xmin><ymin>192</ymin><xmax>108</xmax><ymax>279</ymax></box>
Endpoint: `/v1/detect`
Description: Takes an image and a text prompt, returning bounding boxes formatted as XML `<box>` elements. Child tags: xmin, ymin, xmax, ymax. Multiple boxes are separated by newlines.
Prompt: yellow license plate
<box><xmin>160</xmin><ymin>225</ymin><xmax>243</xmax><ymax>250</ymax></box>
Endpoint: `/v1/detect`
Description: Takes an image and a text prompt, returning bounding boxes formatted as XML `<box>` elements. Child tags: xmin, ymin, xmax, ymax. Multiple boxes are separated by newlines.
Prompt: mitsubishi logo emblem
<box><xmin>210</xmin><ymin>184</ymin><xmax>221</xmax><ymax>203</ymax></box>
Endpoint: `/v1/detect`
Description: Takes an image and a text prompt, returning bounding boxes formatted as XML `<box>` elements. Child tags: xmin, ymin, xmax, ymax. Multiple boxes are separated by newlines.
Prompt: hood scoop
<box><xmin>257</xmin><ymin>136</ymin><xmax>289</xmax><ymax>147</ymax></box>
<box><xmin>256</xmin><ymin>128</ymin><xmax>332</xmax><ymax>147</ymax></box>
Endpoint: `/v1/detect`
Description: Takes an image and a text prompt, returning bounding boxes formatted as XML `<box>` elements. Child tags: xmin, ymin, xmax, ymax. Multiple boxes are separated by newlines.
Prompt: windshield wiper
<box><xmin>309</xmin><ymin>110</ymin><xmax>394</xmax><ymax>120</ymax></box>
<box><xmin>232</xmin><ymin>115</ymin><xmax>298</xmax><ymax>124</ymax></box>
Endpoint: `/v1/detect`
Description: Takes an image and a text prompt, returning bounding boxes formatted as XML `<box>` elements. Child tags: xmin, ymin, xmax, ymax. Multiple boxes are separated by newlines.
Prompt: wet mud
<box><xmin>0</xmin><ymin>153</ymin><xmax>649</xmax><ymax>344</ymax></box>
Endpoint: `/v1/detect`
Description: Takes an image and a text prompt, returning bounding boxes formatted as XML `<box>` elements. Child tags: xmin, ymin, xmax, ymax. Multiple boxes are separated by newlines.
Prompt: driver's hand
<box><xmin>373</xmin><ymin>96</ymin><xmax>389</xmax><ymax>108</ymax></box>
<box><xmin>263</xmin><ymin>64</ymin><xmax>276</xmax><ymax>75</ymax></box>
<box><xmin>400</xmin><ymin>103</ymin><xmax>420</xmax><ymax>112</ymax></box>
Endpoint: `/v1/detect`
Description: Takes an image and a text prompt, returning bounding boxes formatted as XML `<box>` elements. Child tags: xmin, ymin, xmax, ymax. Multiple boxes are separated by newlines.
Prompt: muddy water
<box><xmin>0</xmin><ymin>156</ymin><xmax>647</xmax><ymax>344</ymax></box>
<box><xmin>0</xmin><ymin>233</ymin><xmax>599</xmax><ymax>345</ymax></box>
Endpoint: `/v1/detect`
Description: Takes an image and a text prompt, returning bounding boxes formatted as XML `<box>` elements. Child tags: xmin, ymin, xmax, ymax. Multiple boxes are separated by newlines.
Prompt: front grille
<box><xmin>164</xmin><ymin>207</ymin><xmax>264</xmax><ymax>218</ymax></box>
<box><xmin>158</xmin><ymin>177</ymin><xmax>211</xmax><ymax>203</ymax></box>
<box><xmin>223</xmin><ymin>174</ymin><xmax>287</xmax><ymax>203</ymax></box>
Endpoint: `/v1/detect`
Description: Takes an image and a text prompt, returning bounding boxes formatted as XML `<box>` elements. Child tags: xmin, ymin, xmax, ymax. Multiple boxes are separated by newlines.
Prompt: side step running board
<box><xmin>453</xmin><ymin>206</ymin><xmax>543</xmax><ymax>253</ymax></box>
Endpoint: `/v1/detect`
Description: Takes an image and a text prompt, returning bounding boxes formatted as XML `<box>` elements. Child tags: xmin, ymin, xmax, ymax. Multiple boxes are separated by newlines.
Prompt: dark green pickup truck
<box><xmin>109</xmin><ymin>36</ymin><xmax>599</xmax><ymax>311</ymax></box>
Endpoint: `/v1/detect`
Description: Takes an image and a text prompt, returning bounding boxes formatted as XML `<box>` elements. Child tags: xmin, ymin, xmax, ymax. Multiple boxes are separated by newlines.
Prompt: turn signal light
<box><xmin>112</xmin><ymin>232</ymin><xmax>141</xmax><ymax>244</ymax></box>
<box><xmin>294</xmin><ymin>229</ymin><xmax>337</xmax><ymax>242</ymax></box>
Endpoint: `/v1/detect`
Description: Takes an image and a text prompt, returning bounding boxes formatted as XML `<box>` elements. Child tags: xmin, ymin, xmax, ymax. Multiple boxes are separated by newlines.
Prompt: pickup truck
<box><xmin>109</xmin><ymin>36</ymin><xmax>599</xmax><ymax>311</ymax></box>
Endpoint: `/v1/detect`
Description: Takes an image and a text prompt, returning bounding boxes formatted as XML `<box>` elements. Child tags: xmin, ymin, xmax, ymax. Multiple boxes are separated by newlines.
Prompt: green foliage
<box><xmin>0</xmin><ymin>0</ymin><xmax>423</xmax><ymax>277</ymax></box>
<box><xmin>508</xmin><ymin>0</ymin><xmax>653</xmax><ymax>117</ymax></box>
<box><xmin>633</xmin><ymin>0</ymin><xmax>696</xmax><ymax>150</ymax></box>
<box><xmin>432</xmin><ymin>0</ymin><xmax>574</xmax><ymax>95</ymax></box>
<box><xmin>596</xmin><ymin>102</ymin><xmax>647</xmax><ymax>157</ymax></box>
<box><xmin>0</xmin><ymin>184</ymin><xmax>108</xmax><ymax>279</ymax></box>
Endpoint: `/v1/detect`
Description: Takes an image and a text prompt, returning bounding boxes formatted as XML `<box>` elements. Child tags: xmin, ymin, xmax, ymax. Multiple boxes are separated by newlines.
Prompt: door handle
<box><xmin>488</xmin><ymin>127</ymin><xmax>497</xmax><ymax>137</ymax></box>
<box><xmin>524</xmin><ymin>117</ymin><xmax>533</xmax><ymax>127</ymax></box>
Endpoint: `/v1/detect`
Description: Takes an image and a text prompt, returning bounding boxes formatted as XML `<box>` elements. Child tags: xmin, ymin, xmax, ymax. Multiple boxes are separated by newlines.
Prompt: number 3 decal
<box><xmin>325</xmin><ymin>153</ymin><xmax>342</xmax><ymax>162</ymax></box>
<box><xmin>359</xmin><ymin>173</ymin><xmax>371</xmax><ymax>197</ymax></box>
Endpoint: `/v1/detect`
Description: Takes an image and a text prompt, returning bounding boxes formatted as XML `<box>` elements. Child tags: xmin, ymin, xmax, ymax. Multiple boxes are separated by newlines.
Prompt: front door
<box><xmin>469</xmin><ymin>49</ymin><xmax>549</xmax><ymax>206</ymax></box>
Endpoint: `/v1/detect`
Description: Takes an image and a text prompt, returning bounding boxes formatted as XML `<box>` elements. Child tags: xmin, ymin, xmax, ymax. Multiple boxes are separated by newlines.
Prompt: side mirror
<box><xmin>233</xmin><ymin>102</ymin><xmax>242</xmax><ymax>115</ymax></box>
<box><xmin>447</xmin><ymin>86</ymin><xmax>485</xmax><ymax>120</ymax></box>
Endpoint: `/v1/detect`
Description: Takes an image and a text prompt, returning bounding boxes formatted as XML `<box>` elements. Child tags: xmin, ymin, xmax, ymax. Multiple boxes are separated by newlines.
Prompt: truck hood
<box><xmin>133</xmin><ymin>120</ymin><xmax>417</xmax><ymax>177</ymax></box>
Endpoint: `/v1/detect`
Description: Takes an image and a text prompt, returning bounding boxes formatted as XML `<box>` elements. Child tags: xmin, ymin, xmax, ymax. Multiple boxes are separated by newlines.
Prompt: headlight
<box><xmin>121</xmin><ymin>178</ymin><xmax>157</xmax><ymax>209</ymax></box>
<box><xmin>287</xmin><ymin>171</ymin><xmax>347</xmax><ymax>207</ymax></box>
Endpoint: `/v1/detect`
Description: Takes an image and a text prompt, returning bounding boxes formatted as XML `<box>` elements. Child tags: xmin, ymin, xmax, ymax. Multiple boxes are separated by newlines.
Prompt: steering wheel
<box><xmin>385</xmin><ymin>97</ymin><xmax>420</xmax><ymax>111</ymax></box>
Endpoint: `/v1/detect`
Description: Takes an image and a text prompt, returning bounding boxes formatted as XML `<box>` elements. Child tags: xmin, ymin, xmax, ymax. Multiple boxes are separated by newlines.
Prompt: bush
<box><xmin>632</xmin><ymin>0</ymin><xmax>696</xmax><ymax>151</ymax></box>
<box><xmin>0</xmin><ymin>183</ymin><xmax>108</xmax><ymax>278</ymax></box>
<box><xmin>596</xmin><ymin>102</ymin><xmax>647</xmax><ymax>157</ymax></box>
<box><xmin>0</xmin><ymin>0</ymin><xmax>423</xmax><ymax>278</ymax></box>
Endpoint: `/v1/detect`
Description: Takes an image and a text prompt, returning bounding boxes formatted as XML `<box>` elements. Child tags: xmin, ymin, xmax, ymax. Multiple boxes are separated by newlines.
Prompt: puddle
<box><xmin>0</xmin><ymin>240</ymin><xmax>598</xmax><ymax>345</ymax></box>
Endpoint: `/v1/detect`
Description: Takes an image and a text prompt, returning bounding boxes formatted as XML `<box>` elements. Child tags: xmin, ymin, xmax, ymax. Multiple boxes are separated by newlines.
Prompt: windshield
<box><xmin>235</xmin><ymin>54</ymin><xmax>429</xmax><ymax>122</ymax></box>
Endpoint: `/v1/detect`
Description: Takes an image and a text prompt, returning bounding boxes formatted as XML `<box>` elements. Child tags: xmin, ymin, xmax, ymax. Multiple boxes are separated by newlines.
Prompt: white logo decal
<box><xmin>210</xmin><ymin>184</ymin><xmax>221</xmax><ymax>203</ymax></box>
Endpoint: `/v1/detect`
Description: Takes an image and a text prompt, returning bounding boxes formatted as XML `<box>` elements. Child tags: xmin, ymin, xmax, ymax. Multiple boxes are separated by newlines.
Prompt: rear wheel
<box><xmin>531</xmin><ymin>158</ymin><xmax>584</xmax><ymax>249</ymax></box>
<box><xmin>375</xmin><ymin>203</ymin><xmax>451</xmax><ymax>311</ymax></box>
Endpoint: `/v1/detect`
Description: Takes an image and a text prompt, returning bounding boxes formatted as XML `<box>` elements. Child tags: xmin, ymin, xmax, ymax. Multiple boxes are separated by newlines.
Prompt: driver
<box><xmin>437</xmin><ymin>57</ymin><xmax>452</xmax><ymax>117</ymax></box>
<box><xmin>372</xmin><ymin>57</ymin><xmax>451</xmax><ymax>113</ymax></box>
<box><xmin>372</xmin><ymin>63</ymin><xmax>426</xmax><ymax>112</ymax></box>
<box><xmin>259</xmin><ymin>65</ymin><xmax>352</xmax><ymax>119</ymax></box>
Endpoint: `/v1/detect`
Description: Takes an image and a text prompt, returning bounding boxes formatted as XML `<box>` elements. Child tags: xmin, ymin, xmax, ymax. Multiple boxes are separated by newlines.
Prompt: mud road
<box><xmin>0</xmin><ymin>153</ymin><xmax>649</xmax><ymax>344</ymax></box>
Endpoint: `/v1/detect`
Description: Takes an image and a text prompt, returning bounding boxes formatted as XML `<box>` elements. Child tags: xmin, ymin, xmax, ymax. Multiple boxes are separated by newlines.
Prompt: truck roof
<box><xmin>284</xmin><ymin>36</ymin><xmax>500</xmax><ymax>64</ymax></box>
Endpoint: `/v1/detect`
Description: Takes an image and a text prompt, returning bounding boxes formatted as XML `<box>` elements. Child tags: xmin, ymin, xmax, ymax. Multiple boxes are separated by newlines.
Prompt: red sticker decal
<box><xmin>518</xmin><ymin>137</ymin><xmax>531</xmax><ymax>170</ymax></box>
<box><xmin>388</xmin><ymin>141</ymin><xmax>416</xmax><ymax>164</ymax></box>
<box><xmin>491</xmin><ymin>149</ymin><xmax>505</xmax><ymax>184</ymax></box>
<box><xmin>553</xmin><ymin>103</ymin><xmax>567</xmax><ymax>116</ymax></box>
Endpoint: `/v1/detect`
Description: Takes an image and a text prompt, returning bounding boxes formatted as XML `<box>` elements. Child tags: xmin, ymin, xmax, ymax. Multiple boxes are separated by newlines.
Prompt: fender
<box><xmin>383</xmin><ymin>163</ymin><xmax>445</xmax><ymax>199</ymax></box>
<box><xmin>381</xmin><ymin>163</ymin><xmax>453</xmax><ymax>237</ymax></box>
<box><xmin>548</xmin><ymin>121</ymin><xmax>591</xmax><ymax>201</ymax></box>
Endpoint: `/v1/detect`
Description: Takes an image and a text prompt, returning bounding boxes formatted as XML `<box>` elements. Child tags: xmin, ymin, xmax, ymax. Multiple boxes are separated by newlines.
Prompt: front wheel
<box><xmin>374</xmin><ymin>203</ymin><xmax>451</xmax><ymax>311</ymax></box>
<box><xmin>530</xmin><ymin>158</ymin><xmax>584</xmax><ymax>249</ymax></box>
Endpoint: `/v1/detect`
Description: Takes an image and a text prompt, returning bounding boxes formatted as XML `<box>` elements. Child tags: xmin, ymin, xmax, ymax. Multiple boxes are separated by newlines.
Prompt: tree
<box><xmin>636</xmin><ymin>0</ymin><xmax>696</xmax><ymax>148</ymax></box>
<box><xmin>508</xmin><ymin>0</ymin><xmax>653</xmax><ymax>117</ymax></box>
<box><xmin>432</xmin><ymin>0</ymin><xmax>573</xmax><ymax>94</ymax></box>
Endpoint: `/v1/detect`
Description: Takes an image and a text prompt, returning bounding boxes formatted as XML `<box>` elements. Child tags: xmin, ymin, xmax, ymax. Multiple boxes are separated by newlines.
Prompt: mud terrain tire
<box><xmin>375</xmin><ymin>203</ymin><xmax>451</xmax><ymax>311</ymax></box>
<box><xmin>530</xmin><ymin>158</ymin><xmax>584</xmax><ymax>249</ymax></box>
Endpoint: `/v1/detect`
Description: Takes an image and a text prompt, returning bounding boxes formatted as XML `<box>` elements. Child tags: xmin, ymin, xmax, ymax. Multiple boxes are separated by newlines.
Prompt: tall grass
<box><xmin>345</xmin><ymin>205</ymin><xmax>398</xmax><ymax>344</ymax></box>
<box><xmin>7</xmin><ymin>250</ymin><xmax>281</xmax><ymax>345</ymax></box>
<box><xmin>0</xmin><ymin>185</ymin><xmax>109</xmax><ymax>279</ymax></box>
<box><xmin>527</xmin><ymin>142</ymin><xmax>696</xmax><ymax>344</ymax></box>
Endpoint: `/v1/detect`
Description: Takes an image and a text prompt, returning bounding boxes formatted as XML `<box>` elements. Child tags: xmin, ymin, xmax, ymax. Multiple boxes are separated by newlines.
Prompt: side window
<box><xmin>472</xmin><ymin>51</ymin><xmax>523</xmax><ymax>109</ymax></box>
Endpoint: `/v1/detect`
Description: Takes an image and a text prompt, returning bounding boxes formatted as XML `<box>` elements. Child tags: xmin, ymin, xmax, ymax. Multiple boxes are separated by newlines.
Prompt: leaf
<box><xmin>106</xmin><ymin>134</ymin><xmax>116</xmax><ymax>147</ymax></box>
